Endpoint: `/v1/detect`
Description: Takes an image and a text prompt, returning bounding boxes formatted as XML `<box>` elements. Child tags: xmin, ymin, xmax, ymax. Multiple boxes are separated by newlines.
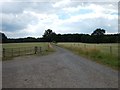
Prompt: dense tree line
<box><xmin>1</xmin><ymin>28</ymin><xmax>120</xmax><ymax>43</ymax></box>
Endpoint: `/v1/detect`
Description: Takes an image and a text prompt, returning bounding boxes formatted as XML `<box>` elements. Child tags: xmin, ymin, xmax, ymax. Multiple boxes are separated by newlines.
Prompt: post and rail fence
<box><xmin>2</xmin><ymin>46</ymin><xmax>49</xmax><ymax>59</ymax></box>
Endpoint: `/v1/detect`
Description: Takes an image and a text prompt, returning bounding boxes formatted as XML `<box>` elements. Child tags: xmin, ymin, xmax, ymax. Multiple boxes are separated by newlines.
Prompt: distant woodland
<box><xmin>1</xmin><ymin>28</ymin><xmax>120</xmax><ymax>43</ymax></box>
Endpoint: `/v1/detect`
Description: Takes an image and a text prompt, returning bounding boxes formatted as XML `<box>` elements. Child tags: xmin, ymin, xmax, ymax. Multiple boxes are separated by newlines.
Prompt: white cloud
<box><xmin>52</xmin><ymin>0</ymin><xmax>71</xmax><ymax>8</ymax></box>
<box><xmin>1</xmin><ymin>1</ymin><xmax>118</xmax><ymax>38</ymax></box>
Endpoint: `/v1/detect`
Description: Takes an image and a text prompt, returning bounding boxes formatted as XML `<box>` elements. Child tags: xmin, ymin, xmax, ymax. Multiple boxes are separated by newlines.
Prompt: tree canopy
<box><xmin>91</xmin><ymin>28</ymin><xmax>105</xmax><ymax>36</ymax></box>
<box><xmin>43</xmin><ymin>29</ymin><xmax>56</xmax><ymax>42</ymax></box>
<box><xmin>1</xmin><ymin>28</ymin><xmax>119</xmax><ymax>43</ymax></box>
<box><xmin>0</xmin><ymin>32</ymin><xmax>7</xmax><ymax>43</ymax></box>
<box><xmin>91</xmin><ymin>28</ymin><xmax>106</xmax><ymax>43</ymax></box>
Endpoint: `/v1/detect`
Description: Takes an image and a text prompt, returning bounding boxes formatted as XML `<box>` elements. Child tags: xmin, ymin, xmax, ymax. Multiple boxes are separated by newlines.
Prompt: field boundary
<box><xmin>58</xmin><ymin>43</ymin><xmax>119</xmax><ymax>70</ymax></box>
<box><xmin>2</xmin><ymin>45</ymin><xmax>50</xmax><ymax>60</ymax></box>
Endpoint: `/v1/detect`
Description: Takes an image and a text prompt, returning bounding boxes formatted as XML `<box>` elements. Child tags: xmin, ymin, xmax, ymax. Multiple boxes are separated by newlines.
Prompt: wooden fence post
<box><xmin>40</xmin><ymin>47</ymin><xmax>41</xmax><ymax>53</ymax></box>
<box><xmin>3</xmin><ymin>48</ymin><xmax>5</xmax><ymax>58</ymax></box>
<box><xmin>19</xmin><ymin>48</ymin><xmax>20</xmax><ymax>56</ymax></box>
<box><xmin>35</xmin><ymin>46</ymin><xmax>38</xmax><ymax>54</ymax></box>
<box><xmin>48</xmin><ymin>44</ymin><xmax>49</xmax><ymax>50</ymax></box>
<box><xmin>94</xmin><ymin>45</ymin><xmax>96</xmax><ymax>49</ymax></box>
<box><xmin>24</xmin><ymin>47</ymin><xmax>26</xmax><ymax>55</ymax></box>
<box><xmin>84</xmin><ymin>44</ymin><xmax>86</xmax><ymax>49</ymax></box>
<box><xmin>11</xmin><ymin>48</ymin><xmax>13</xmax><ymax>57</ymax></box>
<box><xmin>110</xmin><ymin>46</ymin><xmax>112</xmax><ymax>55</ymax></box>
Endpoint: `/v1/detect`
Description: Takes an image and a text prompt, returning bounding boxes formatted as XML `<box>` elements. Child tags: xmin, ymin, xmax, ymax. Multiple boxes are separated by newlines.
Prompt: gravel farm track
<box><xmin>2</xmin><ymin>46</ymin><xmax>118</xmax><ymax>88</ymax></box>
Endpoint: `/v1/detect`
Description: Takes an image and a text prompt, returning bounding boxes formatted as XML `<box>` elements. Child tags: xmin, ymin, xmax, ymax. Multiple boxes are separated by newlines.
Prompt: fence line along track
<box><xmin>59</xmin><ymin>43</ymin><xmax>118</xmax><ymax>57</ymax></box>
<box><xmin>2</xmin><ymin>46</ymin><xmax>49</xmax><ymax>59</ymax></box>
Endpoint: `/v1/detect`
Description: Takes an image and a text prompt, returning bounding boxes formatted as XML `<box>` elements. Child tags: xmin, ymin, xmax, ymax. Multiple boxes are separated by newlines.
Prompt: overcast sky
<box><xmin>0</xmin><ymin>0</ymin><xmax>119</xmax><ymax>38</ymax></box>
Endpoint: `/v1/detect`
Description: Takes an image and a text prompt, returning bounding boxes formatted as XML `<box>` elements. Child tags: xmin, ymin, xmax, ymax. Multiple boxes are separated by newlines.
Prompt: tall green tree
<box><xmin>43</xmin><ymin>29</ymin><xmax>56</xmax><ymax>42</ymax></box>
<box><xmin>91</xmin><ymin>28</ymin><xmax>106</xmax><ymax>43</ymax></box>
<box><xmin>91</xmin><ymin>28</ymin><xmax>105</xmax><ymax>36</ymax></box>
<box><xmin>0</xmin><ymin>32</ymin><xmax>8</xmax><ymax>43</ymax></box>
<box><xmin>43</xmin><ymin>29</ymin><xmax>53</xmax><ymax>38</ymax></box>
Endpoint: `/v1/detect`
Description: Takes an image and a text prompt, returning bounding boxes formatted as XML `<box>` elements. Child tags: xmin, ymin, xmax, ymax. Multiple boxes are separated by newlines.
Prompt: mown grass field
<box><xmin>58</xmin><ymin>43</ymin><xmax>119</xmax><ymax>70</ymax></box>
<box><xmin>3</xmin><ymin>43</ymin><xmax>48</xmax><ymax>48</ymax></box>
<box><xmin>2</xmin><ymin>43</ymin><xmax>54</xmax><ymax>60</ymax></box>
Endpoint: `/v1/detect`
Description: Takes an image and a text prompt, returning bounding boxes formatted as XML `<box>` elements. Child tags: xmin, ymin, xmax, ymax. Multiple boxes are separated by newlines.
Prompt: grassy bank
<box><xmin>58</xmin><ymin>43</ymin><xmax>119</xmax><ymax>70</ymax></box>
<box><xmin>2</xmin><ymin>43</ymin><xmax>55</xmax><ymax>60</ymax></box>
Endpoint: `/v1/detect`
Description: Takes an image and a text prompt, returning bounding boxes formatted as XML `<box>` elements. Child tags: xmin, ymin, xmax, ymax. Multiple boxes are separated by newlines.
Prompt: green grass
<box><xmin>2</xmin><ymin>43</ymin><xmax>55</xmax><ymax>60</ymax></box>
<box><xmin>2</xmin><ymin>42</ymin><xmax>48</xmax><ymax>48</ymax></box>
<box><xmin>58</xmin><ymin>43</ymin><xmax>119</xmax><ymax>70</ymax></box>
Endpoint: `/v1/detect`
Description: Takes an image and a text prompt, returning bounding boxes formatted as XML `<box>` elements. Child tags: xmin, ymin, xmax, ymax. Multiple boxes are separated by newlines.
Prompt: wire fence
<box><xmin>2</xmin><ymin>46</ymin><xmax>49</xmax><ymax>59</ymax></box>
<box><xmin>59</xmin><ymin>43</ymin><xmax>118</xmax><ymax>57</ymax></box>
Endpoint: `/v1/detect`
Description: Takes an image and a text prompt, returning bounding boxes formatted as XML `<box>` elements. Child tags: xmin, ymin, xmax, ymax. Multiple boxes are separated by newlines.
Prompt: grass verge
<box><xmin>58</xmin><ymin>44</ymin><xmax>119</xmax><ymax>70</ymax></box>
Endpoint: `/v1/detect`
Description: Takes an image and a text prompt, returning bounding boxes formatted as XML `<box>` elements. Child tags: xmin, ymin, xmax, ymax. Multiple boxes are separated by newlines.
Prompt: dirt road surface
<box><xmin>2</xmin><ymin>46</ymin><xmax>118</xmax><ymax>88</ymax></box>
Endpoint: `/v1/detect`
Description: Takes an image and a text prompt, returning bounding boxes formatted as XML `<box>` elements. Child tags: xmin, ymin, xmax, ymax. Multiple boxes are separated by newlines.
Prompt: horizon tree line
<box><xmin>0</xmin><ymin>28</ymin><xmax>120</xmax><ymax>43</ymax></box>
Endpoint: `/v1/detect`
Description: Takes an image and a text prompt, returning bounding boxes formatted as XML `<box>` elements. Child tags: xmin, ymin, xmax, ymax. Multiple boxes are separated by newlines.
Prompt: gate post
<box><xmin>3</xmin><ymin>48</ymin><xmax>5</xmax><ymax>58</ymax></box>
<box><xmin>40</xmin><ymin>47</ymin><xmax>41</xmax><ymax>53</ymax></box>
<box><xmin>35</xmin><ymin>46</ymin><xmax>38</xmax><ymax>54</ymax></box>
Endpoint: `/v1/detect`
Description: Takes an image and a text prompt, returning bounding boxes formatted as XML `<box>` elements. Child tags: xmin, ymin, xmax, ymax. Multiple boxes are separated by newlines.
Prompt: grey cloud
<box><xmin>2</xmin><ymin>22</ymin><xmax>26</xmax><ymax>32</ymax></box>
<box><xmin>27</xmin><ymin>2</ymin><xmax>55</xmax><ymax>14</ymax></box>
<box><xmin>2</xmin><ymin>2</ymin><xmax>29</xmax><ymax>14</ymax></box>
<box><xmin>59</xmin><ymin>17</ymin><xmax>118</xmax><ymax>34</ymax></box>
<box><xmin>1</xmin><ymin>2</ymin><xmax>55</xmax><ymax>14</ymax></box>
<box><xmin>1</xmin><ymin>1</ymin><xmax>118</xmax><ymax>15</ymax></box>
<box><xmin>1</xmin><ymin>13</ymin><xmax>38</xmax><ymax>32</ymax></box>
<box><xmin>1</xmin><ymin>0</ymin><xmax>118</xmax><ymax>38</ymax></box>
